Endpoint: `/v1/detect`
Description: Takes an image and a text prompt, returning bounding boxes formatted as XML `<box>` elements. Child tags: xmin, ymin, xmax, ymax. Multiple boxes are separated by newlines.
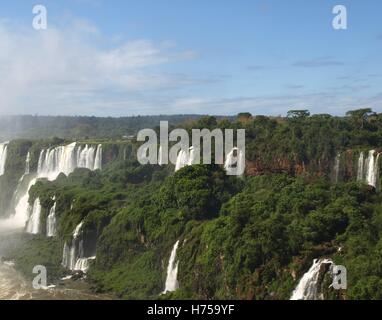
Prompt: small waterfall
<box><xmin>25</xmin><ymin>152</ymin><xmax>31</xmax><ymax>175</ymax></box>
<box><xmin>94</xmin><ymin>145</ymin><xmax>103</xmax><ymax>170</ymax></box>
<box><xmin>357</xmin><ymin>150</ymin><xmax>381</xmax><ymax>188</ymax></box>
<box><xmin>357</xmin><ymin>152</ymin><xmax>364</xmax><ymax>182</ymax></box>
<box><xmin>175</xmin><ymin>147</ymin><xmax>195</xmax><ymax>172</ymax></box>
<box><xmin>74</xmin><ymin>257</ymin><xmax>96</xmax><ymax>273</ymax></box>
<box><xmin>290</xmin><ymin>259</ymin><xmax>333</xmax><ymax>300</ymax></box>
<box><xmin>26</xmin><ymin>198</ymin><xmax>42</xmax><ymax>234</ymax></box>
<box><xmin>333</xmin><ymin>153</ymin><xmax>341</xmax><ymax>183</ymax></box>
<box><xmin>163</xmin><ymin>240</ymin><xmax>180</xmax><ymax>294</ymax></box>
<box><xmin>62</xmin><ymin>222</ymin><xmax>96</xmax><ymax>273</ymax></box>
<box><xmin>366</xmin><ymin>150</ymin><xmax>376</xmax><ymax>187</ymax></box>
<box><xmin>363</xmin><ymin>150</ymin><xmax>381</xmax><ymax>188</ymax></box>
<box><xmin>224</xmin><ymin>148</ymin><xmax>245</xmax><ymax>176</ymax></box>
<box><xmin>0</xmin><ymin>142</ymin><xmax>9</xmax><ymax>176</ymax></box>
<box><xmin>46</xmin><ymin>202</ymin><xmax>57</xmax><ymax>237</ymax></box>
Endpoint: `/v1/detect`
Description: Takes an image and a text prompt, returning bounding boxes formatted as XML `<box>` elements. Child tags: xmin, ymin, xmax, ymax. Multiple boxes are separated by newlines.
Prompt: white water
<box><xmin>224</xmin><ymin>148</ymin><xmax>245</xmax><ymax>176</ymax></box>
<box><xmin>24</xmin><ymin>152</ymin><xmax>31</xmax><ymax>175</ymax></box>
<box><xmin>357</xmin><ymin>150</ymin><xmax>381</xmax><ymax>188</ymax></box>
<box><xmin>62</xmin><ymin>222</ymin><xmax>96</xmax><ymax>273</ymax></box>
<box><xmin>0</xmin><ymin>142</ymin><xmax>8</xmax><ymax>176</ymax></box>
<box><xmin>175</xmin><ymin>147</ymin><xmax>196</xmax><ymax>172</ymax></box>
<box><xmin>290</xmin><ymin>259</ymin><xmax>333</xmax><ymax>300</ymax></box>
<box><xmin>25</xmin><ymin>198</ymin><xmax>42</xmax><ymax>234</ymax></box>
<box><xmin>357</xmin><ymin>152</ymin><xmax>365</xmax><ymax>182</ymax></box>
<box><xmin>46</xmin><ymin>202</ymin><xmax>57</xmax><ymax>237</ymax></box>
<box><xmin>2</xmin><ymin>143</ymin><xmax>103</xmax><ymax>232</ymax></box>
<box><xmin>74</xmin><ymin>257</ymin><xmax>96</xmax><ymax>273</ymax></box>
<box><xmin>333</xmin><ymin>153</ymin><xmax>341</xmax><ymax>183</ymax></box>
<box><xmin>94</xmin><ymin>144</ymin><xmax>103</xmax><ymax>170</ymax></box>
<box><xmin>163</xmin><ymin>240</ymin><xmax>180</xmax><ymax>294</ymax></box>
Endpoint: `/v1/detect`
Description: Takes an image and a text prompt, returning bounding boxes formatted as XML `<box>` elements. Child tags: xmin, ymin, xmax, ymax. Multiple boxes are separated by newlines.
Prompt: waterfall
<box><xmin>74</xmin><ymin>257</ymin><xmax>96</xmax><ymax>273</ymax></box>
<box><xmin>290</xmin><ymin>259</ymin><xmax>333</xmax><ymax>300</ymax></box>
<box><xmin>357</xmin><ymin>152</ymin><xmax>364</xmax><ymax>182</ymax></box>
<box><xmin>356</xmin><ymin>150</ymin><xmax>381</xmax><ymax>188</ymax></box>
<box><xmin>364</xmin><ymin>150</ymin><xmax>380</xmax><ymax>188</ymax></box>
<box><xmin>62</xmin><ymin>221</ymin><xmax>96</xmax><ymax>273</ymax></box>
<box><xmin>366</xmin><ymin>150</ymin><xmax>376</xmax><ymax>187</ymax></box>
<box><xmin>224</xmin><ymin>148</ymin><xmax>245</xmax><ymax>176</ymax></box>
<box><xmin>9</xmin><ymin>143</ymin><xmax>103</xmax><ymax>230</ymax></box>
<box><xmin>163</xmin><ymin>240</ymin><xmax>180</xmax><ymax>294</ymax></box>
<box><xmin>94</xmin><ymin>145</ymin><xmax>103</xmax><ymax>170</ymax></box>
<box><xmin>333</xmin><ymin>153</ymin><xmax>340</xmax><ymax>183</ymax></box>
<box><xmin>25</xmin><ymin>152</ymin><xmax>31</xmax><ymax>175</ymax></box>
<box><xmin>46</xmin><ymin>202</ymin><xmax>57</xmax><ymax>237</ymax></box>
<box><xmin>0</xmin><ymin>142</ymin><xmax>8</xmax><ymax>176</ymax></box>
<box><xmin>26</xmin><ymin>198</ymin><xmax>42</xmax><ymax>234</ymax></box>
<box><xmin>175</xmin><ymin>147</ymin><xmax>195</xmax><ymax>172</ymax></box>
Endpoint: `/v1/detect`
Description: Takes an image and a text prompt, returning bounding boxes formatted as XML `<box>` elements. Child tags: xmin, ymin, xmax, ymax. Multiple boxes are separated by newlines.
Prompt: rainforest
<box><xmin>1</xmin><ymin>109</ymin><xmax>382</xmax><ymax>300</ymax></box>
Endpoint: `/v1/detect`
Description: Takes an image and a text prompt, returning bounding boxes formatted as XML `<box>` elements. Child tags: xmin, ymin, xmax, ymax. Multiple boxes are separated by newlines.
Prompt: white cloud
<box><xmin>0</xmin><ymin>20</ymin><xmax>198</xmax><ymax>115</ymax></box>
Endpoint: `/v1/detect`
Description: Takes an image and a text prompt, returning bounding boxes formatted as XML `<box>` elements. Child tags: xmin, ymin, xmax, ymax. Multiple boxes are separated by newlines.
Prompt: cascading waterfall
<box><xmin>333</xmin><ymin>153</ymin><xmax>341</xmax><ymax>183</ymax></box>
<box><xmin>24</xmin><ymin>152</ymin><xmax>31</xmax><ymax>175</ymax></box>
<box><xmin>62</xmin><ymin>222</ymin><xmax>83</xmax><ymax>271</ymax></box>
<box><xmin>0</xmin><ymin>142</ymin><xmax>9</xmax><ymax>176</ymax></box>
<box><xmin>46</xmin><ymin>202</ymin><xmax>57</xmax><ymax>237</ymax></box>
<box><xmin>62</xmin><ymin>222</ymin><xmax>96</xmax><ymax>273</ymax></box>
<box><xmin>10</xmin><ymin>143</ymin><xmax>103</xmax><ymax>231</ymax></box>
<box><xmin>357</xmin><ymin>150</ymin><xmax>381</xmax><ymax>188</ymax></box>
<box><xmin>175</xmin><ymin>147</ymin><xmax>196</xmax><ymax>172</ymax></box>
<box><xmin>25</xmin><ymin>198</ymin><xmax>42</xmax><ymax>234</ymax></box>
<box><xmin>224</xmin><ymin>147</ymin><xmax>245</xmax><ymax>176</ymax></box>
<box><xmin>366</xmin><ymin>150</ymin><xmax>376</xmax><ymax>187</ymax></box>
<box><xmin>290</xmin><ymin>259</ymin><xmax>333</xmax><ymax>300</ymax></box>
<box><xmin>74</xmin><ymin>257</ymin><xmax>96</xmax><ymax>273</ymax></box>
<box><xmin>357</xmin><ymin>152</ymin><xmax>365</xmax><ymax>182</ymax></box>
<box><xmin>163</xmin><ymin>240</ymin><xmax>180</xmax><ymax>294</ymax></box>
<box><xmin>94</xmin><ymin>144</ymin><xmax>103</xmax><ymax>170</ymax></box>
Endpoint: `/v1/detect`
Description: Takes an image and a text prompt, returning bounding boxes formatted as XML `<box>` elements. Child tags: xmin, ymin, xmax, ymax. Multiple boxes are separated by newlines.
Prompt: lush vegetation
<box><xmin>4</xmin><ymin>108</ymin><xmax>382</xmax><ymax>300</ymax></box>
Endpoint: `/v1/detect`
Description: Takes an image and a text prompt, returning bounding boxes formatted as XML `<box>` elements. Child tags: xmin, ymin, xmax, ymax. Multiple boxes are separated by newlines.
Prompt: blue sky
<box><xmin>0</xmin><ymin>0</ymin><xmax>381</xmax><ymax>116</ymax></box>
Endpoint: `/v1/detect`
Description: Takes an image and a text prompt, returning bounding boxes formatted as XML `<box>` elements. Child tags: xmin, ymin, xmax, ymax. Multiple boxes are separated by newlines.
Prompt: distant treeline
<box><xmin>0</xmin><ymin>115</ymin><xmax>222</xmax><ymax>140</ymax></box>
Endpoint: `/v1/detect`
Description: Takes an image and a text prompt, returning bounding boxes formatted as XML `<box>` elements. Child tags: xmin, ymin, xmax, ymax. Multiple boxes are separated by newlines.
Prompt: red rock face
<box><xmin>245</xmin><ymin>159</ymin><xmax>312</xmax><ymax>176</ymax></box>
<box><xmin>244</xmin><ymin>149</ymin><xmax>368</xmax><ymax>181</ymax></box>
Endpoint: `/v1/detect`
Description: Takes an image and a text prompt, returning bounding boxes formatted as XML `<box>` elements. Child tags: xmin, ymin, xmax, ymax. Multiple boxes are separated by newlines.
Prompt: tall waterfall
<box><xmin>62</xmin><ymin>221</ymin><xmax>96</xmax><ymax>273</ymax></box>
<box><xmin>25</xmin><ymin>152</ymin><xmax>31</xmax><ymax>175</ymax></box>
<box><xmin>94</xmin><ymin>144</ymin><xmax>103</xmax><ymax>170</ymax></box>
<box><xmin>26</xmin><ymin>198</ymin><xmax>42</xmax><ymax>234</ymax></box>
<box><xmin>357</xmin><ymin>152</ymin><xmax>365</xmax><ymax>182</ymax></box>
<box><xmin>46</xmin><ymin>202</ymin><xmax>57</xmax><ymax>237</ymax></box>
<box><xmin>290</xmin><ymin>259</ymin><xmax>333</xmax><ymax>300</ymax></box>
<box><xmin>0</xmin><ymin>142</ymin><xmax>8</xmax><ymax>176</ymax></box>
<box><xmin>357</xmin><ymin>150</ymin><xmax>381</xmax><ymax>188</ymax></box>
<box><xmin>224</xmin><ymin>148</ymin><xmax>245</xmax><ymax>176</ymax></box>
<box><xmin>333</xmin><ymin>153</ymin><xmax>341</xmax><ymax>183</ymax></box>
<box><xmin>10</xmin><ymin>143</ymin><xmax>103</xmax><ymax>230</ymax></box>
<box><xmin>175</xmin><ymin>147</ymin><xmax>196</xmax><ymax>172</ymax></box>
<box><xmin>163</xmin><ymin>240</ymin><xmax>180</xmax><ymax>294</ymax></box>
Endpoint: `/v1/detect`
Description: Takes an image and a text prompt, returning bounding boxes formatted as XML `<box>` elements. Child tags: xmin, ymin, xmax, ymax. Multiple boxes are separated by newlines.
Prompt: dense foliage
<box><xmin>4</xmin><ymin>108</ymin><xmax>382</xmax><ymax>300</ymax></box>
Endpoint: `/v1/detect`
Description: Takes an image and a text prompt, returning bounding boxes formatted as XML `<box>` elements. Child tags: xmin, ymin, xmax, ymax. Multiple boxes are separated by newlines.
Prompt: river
<box><xmin>0</xmin><ymin>229</ymin><xmax>112</xmax><ymax>300</ymax></box>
